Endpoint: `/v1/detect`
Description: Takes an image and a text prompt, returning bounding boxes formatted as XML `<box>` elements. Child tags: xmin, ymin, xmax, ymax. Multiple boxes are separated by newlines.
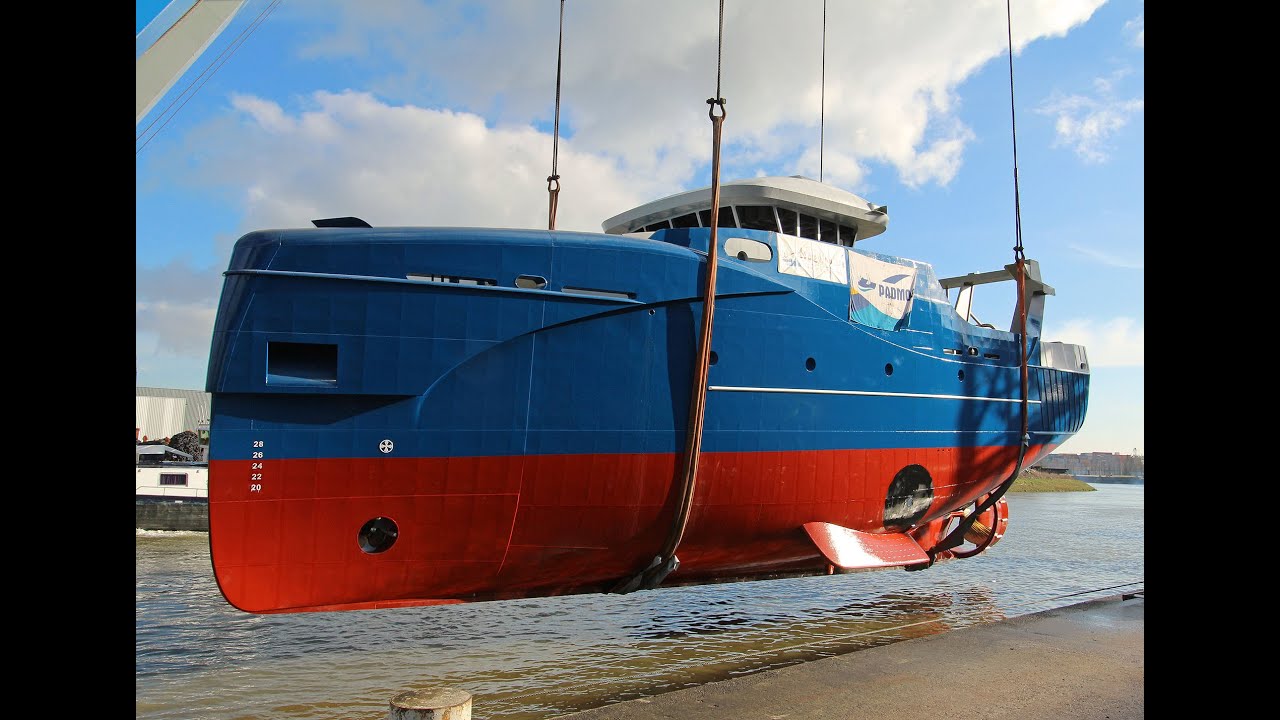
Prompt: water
<box><xmin>136</xmin><ymin>484</ymin><xmax>1143</xmax><ymax>719</ymax></box>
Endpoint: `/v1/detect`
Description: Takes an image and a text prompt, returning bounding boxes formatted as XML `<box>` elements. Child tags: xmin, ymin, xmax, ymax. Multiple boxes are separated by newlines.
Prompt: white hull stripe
<box><xmin>708</xmin><ymin>385</ymin><xmax>1041</xmax><ymax>404</ymax></box>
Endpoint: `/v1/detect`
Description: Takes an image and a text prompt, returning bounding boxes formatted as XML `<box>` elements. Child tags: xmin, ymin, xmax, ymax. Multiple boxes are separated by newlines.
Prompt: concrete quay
<box><xmin>557</xmin><ymin>593</ymin><xmax>1144</xmax><ymax>720</ymax></box>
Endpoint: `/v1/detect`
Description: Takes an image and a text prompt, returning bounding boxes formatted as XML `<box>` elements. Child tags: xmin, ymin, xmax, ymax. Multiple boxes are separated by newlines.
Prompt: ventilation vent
<box><xmin>311</xmin><ymin>217</ymin><xmax>371</xmax><ymax>228</ymax></box>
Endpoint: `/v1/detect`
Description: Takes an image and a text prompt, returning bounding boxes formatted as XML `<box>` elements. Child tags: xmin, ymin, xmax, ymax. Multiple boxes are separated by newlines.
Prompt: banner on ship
<box><xmin>848</xmin><ymin>251</ymin><xmax>917</xmax><ymax>330</ymax></box>
<box><xmin>777</xmin><ymin>235</ymin><xmax>848</xmax><ymax>284</ymax></box>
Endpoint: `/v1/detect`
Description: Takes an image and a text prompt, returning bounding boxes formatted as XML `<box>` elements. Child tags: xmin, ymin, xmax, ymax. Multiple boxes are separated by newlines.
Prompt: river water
<box><xmin>136</xmin><ymin>483</ymin><xmax>1143</xmax><ymax>719</ymax></box>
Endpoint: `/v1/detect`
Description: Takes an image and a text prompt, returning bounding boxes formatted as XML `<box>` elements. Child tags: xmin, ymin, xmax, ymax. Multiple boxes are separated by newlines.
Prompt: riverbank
<box><xmin>1009</xmin><ymin>469</ymin><xmax>1096</xmax><ymax>493</ymax></box>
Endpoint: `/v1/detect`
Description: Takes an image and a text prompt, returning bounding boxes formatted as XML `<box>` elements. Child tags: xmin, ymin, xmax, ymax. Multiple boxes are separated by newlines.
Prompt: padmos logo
<box><xmin>856</xmin><ymin>273</ymin><xmax>914</xmax><ymax>302</ymax></box>
<box><xmin>848</xmin><ymin>252</ymin><xmax>918</xmax><ymax>331</ymax></box>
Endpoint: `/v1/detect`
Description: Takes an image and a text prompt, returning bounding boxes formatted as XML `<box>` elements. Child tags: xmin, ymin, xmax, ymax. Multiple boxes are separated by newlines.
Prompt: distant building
<box><xmin>1035</xmin><ymin>451</ymin><xmax>1144</xmax><ymax>476</ymax></box>
<box><xmin>136</xmin><ymin>386</ymin><xmax>211</xmax><ymax>458</ymax></box>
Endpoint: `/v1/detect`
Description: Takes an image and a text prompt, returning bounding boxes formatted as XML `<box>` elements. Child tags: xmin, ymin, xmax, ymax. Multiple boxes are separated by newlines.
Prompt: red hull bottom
<box><xmin>209</xmin><ymin>444</ymin><xmax>1052</xmax><ymax>612</ymax></box>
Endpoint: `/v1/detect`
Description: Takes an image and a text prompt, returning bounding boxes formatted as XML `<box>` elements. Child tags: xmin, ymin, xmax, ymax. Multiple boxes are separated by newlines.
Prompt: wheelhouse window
<box><xmin>159</xmin><ymin>473</ymin><xmax>188</xmax><ymax>486</ymax></box>
<box><xmin>695</xmin><ymin>207</ymin><xmax>738</xmax><ymax>228</ymax></box>
<box><xmin>649</xmin><ymin>204</ymin><xmax>860</xmax><ymax>247</ymax></box>
<box><xmin>798</xmin><ymin>213</ymin><xmax>819</xmax><ymax>240</ymax></box>
<box><xmin>736</xmin><ymin>205</ymin><xmax>779</xmax><ymax>232</ymax></box>
<box><xmin>777</xmin><ymin>208</ymin><xmax>798</xmax><ymax>236</ymax></box>
<box><xmin>818</xmin><ymin>218</ymin><xmax>837</xmax><ymax>244</ymax></box>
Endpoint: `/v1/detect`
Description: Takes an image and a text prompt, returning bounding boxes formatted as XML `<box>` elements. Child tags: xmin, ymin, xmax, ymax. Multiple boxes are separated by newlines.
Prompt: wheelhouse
<box><xmin>601</xmin><ymin>175</ymin><xmax>890</xmax><ymax>247</ymax></box>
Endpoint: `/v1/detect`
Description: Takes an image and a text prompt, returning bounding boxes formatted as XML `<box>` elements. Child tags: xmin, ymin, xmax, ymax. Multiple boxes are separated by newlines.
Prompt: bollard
<box><xmin>388</xmin><ymin>686</ymin><xmax>472</xmax><ymax>720</ymax></box>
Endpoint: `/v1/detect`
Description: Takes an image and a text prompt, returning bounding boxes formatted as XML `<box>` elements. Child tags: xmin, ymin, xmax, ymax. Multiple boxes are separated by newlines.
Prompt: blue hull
<box><xmin>202</xmin><ymin>224</ymin><xmax>1089</xmax><ymax>611</ymax></box>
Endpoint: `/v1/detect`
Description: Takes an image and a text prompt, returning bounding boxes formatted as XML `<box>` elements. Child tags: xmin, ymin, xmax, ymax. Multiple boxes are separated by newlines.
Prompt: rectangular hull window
<box><xmin>268</xmin><ymin>342</ymin><xmax>338</xmax><ymax>386</ymax></box>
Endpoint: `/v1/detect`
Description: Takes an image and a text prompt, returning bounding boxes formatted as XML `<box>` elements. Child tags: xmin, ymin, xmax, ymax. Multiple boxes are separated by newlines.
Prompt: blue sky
<box><xmin>136</xmin><ymin>0</ymin><xmax>1143</xmax><ymax>455</ymax></box>
<box><xmin>136</xmin><ymin>0</ymin><xmax>172</xmax><ymax>34</ymax></box>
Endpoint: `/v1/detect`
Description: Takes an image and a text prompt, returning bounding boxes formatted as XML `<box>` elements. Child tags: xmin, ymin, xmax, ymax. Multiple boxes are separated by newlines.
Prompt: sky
<box><xmin>136</xmin><ymin>0</ymin><xmax>1144</xmax><ymax>456</ymax></box>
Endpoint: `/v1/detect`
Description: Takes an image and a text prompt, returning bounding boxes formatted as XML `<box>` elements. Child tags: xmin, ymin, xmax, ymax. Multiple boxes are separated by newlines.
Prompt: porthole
<box><xmin>884</xmin><ymin>363</ymin><xmax>894</xmax><ymax>376</ymax></box>
<box><xmin>514</xmin><ymin>275</ymin><xmax>547</xmax><ymax>290</ymax></box>
<box><xmin>806</xmin><ymin>357</ymin><xmax>816</xmax><ymax>371</ymax></box>
<box><xmin>358</xmin><ymin>517</ymin><xmax>399</xmax><ymax>554</ymax></box>
<box><xmin>957</xmin><ymin>369</ymin><xmax>965</xmax><ymax>381</ymax></box>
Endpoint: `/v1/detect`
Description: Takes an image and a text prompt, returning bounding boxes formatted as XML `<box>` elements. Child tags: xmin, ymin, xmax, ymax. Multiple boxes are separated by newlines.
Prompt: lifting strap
<box><xmin>612</xmin><ymin>0</ymin><xmax>728</xmax><ymax>593</ymax></box>
<box><xmin>932</xmin><ymin>0</ymin><xmax>1031</xmax><ymax>559</ymax></box>
<box><xmin>547</xmin><ymin>0</ymin><xmax>565</xmax><ymax>230</ymax></box>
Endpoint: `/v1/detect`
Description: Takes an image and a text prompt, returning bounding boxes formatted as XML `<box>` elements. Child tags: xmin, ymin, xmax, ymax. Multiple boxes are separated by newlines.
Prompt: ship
<box><xmin>204</xmin><ymin>174</ymin><xmax>1089</xmax><ymax>613</ymax></box>
<box><xmin>136</xmin><ymin>445</ymin><xmax>209</xmax><ymax>532</ymax></box>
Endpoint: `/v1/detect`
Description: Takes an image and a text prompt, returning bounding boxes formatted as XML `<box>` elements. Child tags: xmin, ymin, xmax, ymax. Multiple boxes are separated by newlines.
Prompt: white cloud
<box><xmin>1037</xmin><ymin>91</ymin><xmax>1143</xmax><ymax>163</ymax></box>
<box><xmin>1124</xmin><ymin>13</ymin><xmax>1144</xmax><ymax>49</ymax></box>
<box><xmin>1091</xmin><ymin>67</ymin><xmax>1132</xmax><ymax>95</ymax></box>
<box><xmin>135</xmin><ymin>262</ymin><xmax>224</xmax><ymax>384</ymax></box>
<box><xmin>231</xmin><ymin>95</ymin><xmax>295</xmax><ymax>134</ymax></box>
<box><xmin>136</xmin><ymin>260</ymin><xmax>223</xmax><ymax>304</ymax></box>
<box><xmin>894</xmin><ymin>126</ymin><xmax>976</xmax><ymax>188</ymax></box>
<box><xmin>1067</xmin><ymin>243</ymin><xmax>1143</xmax><ymax>269</ymax></box>
<box><xmin>136</xmin><ymin>300</ymin><xmax>219</xmax><ymax>357</ymax></box>
<box><xmin>203</xmin><ymin>91</ymin><xmax>661</xmax><ymax>235</ymax></box>
<box><xmin>275</xmin><ymin>0</ymin><xmax>1107</xmax><ymax>189</ymax></box>
<box><xmin>1047</xmin><ymin>317</ymin><xmax>1144</xmax><ymax>367</ymax></box>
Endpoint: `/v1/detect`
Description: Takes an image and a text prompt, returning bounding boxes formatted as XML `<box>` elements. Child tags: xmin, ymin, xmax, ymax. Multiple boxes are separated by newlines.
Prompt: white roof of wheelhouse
<box><xmin>601</xmin><ymin>175</ymin><xmax>889</xmax><ymax>239</ymax></box>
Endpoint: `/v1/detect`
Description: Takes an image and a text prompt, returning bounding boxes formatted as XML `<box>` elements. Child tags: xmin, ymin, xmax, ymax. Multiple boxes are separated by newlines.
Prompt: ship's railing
<box><xmin>136</xmin><ymin>486</ymin><xmax>208</xmax><ymax>499</ymax></box>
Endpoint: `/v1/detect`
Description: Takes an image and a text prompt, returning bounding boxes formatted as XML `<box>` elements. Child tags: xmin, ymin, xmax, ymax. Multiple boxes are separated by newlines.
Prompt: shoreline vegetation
<box><xmin>1009</xmin><ymin>468</ymin><xmax>1097</xmax><ymax>493</ymax></box>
